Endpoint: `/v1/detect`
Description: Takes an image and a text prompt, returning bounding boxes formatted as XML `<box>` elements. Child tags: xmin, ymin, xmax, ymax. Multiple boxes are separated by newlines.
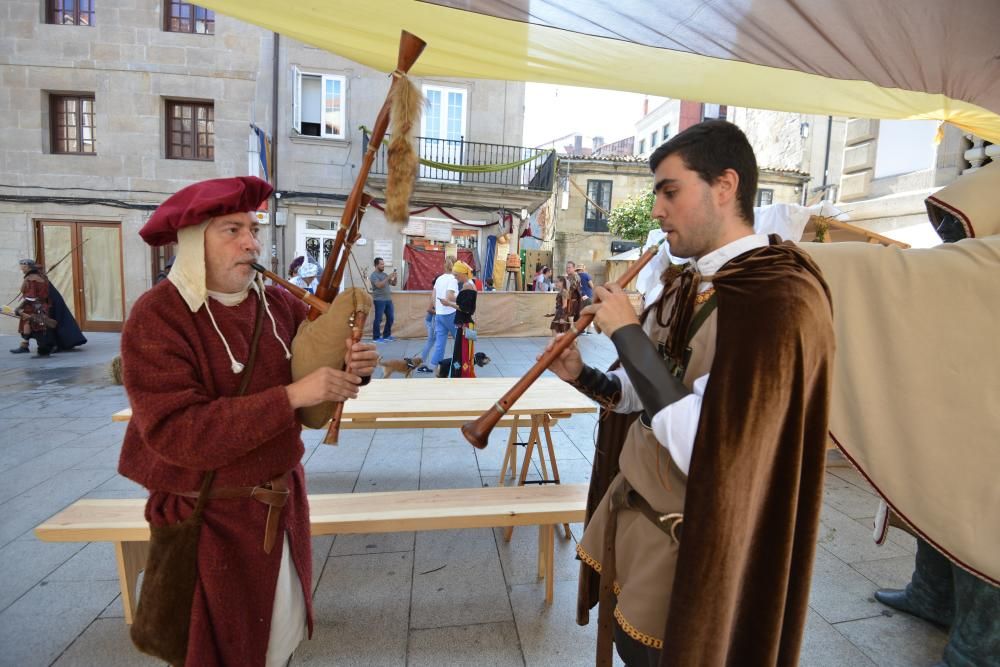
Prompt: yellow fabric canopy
<box><xmin>200</xmin><ymin>0</ymin><xmax>1000</xmax><ymax>143</ymax></box>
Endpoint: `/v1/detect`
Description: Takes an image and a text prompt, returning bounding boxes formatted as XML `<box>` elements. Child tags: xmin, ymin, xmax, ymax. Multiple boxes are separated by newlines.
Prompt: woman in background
<box><xmin>548</xmin><ymin>275</ymin><xmax>570</xmax><ymax>335</ymax></box>
<box><xmin>440</xmin><ymin>261</ymin><xmax>478</xmax><ymax>377</ymax></box>
<box><xmin>290</xmin><ymin>262</ymin><xmax>319</xmax><ymax>294</ymax></box>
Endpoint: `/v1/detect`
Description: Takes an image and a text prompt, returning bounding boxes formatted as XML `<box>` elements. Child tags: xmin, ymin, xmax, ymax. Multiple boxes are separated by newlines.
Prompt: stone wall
<box><xmin>0</xmin><ymin>0</ymin><xmax>273</xmax><ymax>332</ymax></box>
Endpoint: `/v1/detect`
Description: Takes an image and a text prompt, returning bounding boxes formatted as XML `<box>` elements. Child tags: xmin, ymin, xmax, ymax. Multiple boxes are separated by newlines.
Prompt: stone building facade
<box><xmin>1</xmin><ymin>1</ymin><xmax>549</xmax><ymax>333</ymax></box>
<box><xmin>1</xmin><ymin>0</ymin><xmax>274</xmax><ymax>333</ymax></box>
<box><xmin>550</xmin><ymin>156</ymin><xmax>651</xmax><ymax>285</ymax></box>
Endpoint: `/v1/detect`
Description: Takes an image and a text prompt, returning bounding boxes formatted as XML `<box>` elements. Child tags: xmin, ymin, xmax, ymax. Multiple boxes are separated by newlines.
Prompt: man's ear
<box><xmin>714</xmin><ymin>168</ymin><xmax>740</xmax><ymax>210</ymax></box>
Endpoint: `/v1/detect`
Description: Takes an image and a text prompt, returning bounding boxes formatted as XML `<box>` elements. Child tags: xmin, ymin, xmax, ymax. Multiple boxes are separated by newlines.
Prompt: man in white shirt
<box><xmin>545</xmin><ymin>120</ymin><xmax>834</xmax><ymax>666</ymax></box>
<box><xmin>427</xmin><ymin>260</ymin><xmax>465</xmax><ymax>371</ymax></box>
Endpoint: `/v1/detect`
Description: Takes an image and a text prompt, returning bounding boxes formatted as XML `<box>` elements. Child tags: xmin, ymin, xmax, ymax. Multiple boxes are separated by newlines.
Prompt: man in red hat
<box><xmin>118</xmin><ymin>176</ymin><xmax>377</xmax><ymax>666</ymax></box>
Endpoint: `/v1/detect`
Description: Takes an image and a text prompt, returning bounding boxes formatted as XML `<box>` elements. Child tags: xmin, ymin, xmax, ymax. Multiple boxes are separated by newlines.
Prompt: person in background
<box><xmin>6</xmin><ymin>259</ymin><xmax>54</xmax><ymax>356</ymax></box>
<box><xmin>155</xmin><ymin>256</ymin><xmax>176</xmax><ymax>285</ymax></box>
<box><xmin>547</xmin><ymin>275</ymin><xmax>570</xmax><ymax>335</ymax></box>
<box><xmin>415</xmin><ymin>279</ymin><xmax>439</xmax><ymax>374</ymax></box>
<box><xmin>417</xmin><ymin>257</ymin><xmax>455</xmax><ymax>373</ymax></box>
<box><xmin>576</xmin><ymin>262</ymin><xmax>595</xmax><ymax>305</ymax></box>
<box><xmin>438</xmin><ymin>274</ymin><xmax>478</xmax><ymax>377</ymax></box>
<box><xmin>43</xmin><ymin>267</ymin><xmax>87</xmax><ymax>351</ymax></box>
<box><xmin>427</xmin><ymin>260</ymin><xmax>468</xmax><ymax>373</ymax></box>
<box><xmin>291</xmin><ymin>262</ymin><xmax>319</xmax><ymax>294</ymax></box>
<box><xmin>369</xmin><ymin>256</ymin><xmax>397</xmax><ymax>343</ymax></box>
<box><xmin>534</xmin><ymin>266</ymin><xmax>552</xmax><ymax>292</ymax></box>
<box><xmin>531</xmin><ymin>262</ymin><xmax>543</xmax><ymax>291</ymax></box>
<box><xmin>288</xmin><ymin>256</ymin><xmax>304</xmax><ymax>280</ymax></box>
<box><xmin>565</xmin><ymin>271</ymin><xmax>583</xmax><ymax>333</ymax></box>
<box><xmin>567</xmin><ymin>261</ymin><xmax>594</xmax><ymax>333</ymax></box>
<box><xmin>484</xmin><ymin>277</ymin><xmax>496</xmax><ymax>292</ymax></box>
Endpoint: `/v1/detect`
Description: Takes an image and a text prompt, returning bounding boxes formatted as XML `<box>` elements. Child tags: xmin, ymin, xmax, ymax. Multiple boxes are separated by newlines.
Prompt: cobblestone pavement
<box><xmin>0</xmin><ymin>332</ymin><xmax>946</xmax><ymax>666</ymax></box>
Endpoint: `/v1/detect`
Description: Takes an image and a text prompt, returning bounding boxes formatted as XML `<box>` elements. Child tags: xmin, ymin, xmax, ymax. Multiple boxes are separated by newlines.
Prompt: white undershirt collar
<box><xmin>691</xmin><ymin>233</ymin><xmax>770</xmax><ymax>281</ymax></box>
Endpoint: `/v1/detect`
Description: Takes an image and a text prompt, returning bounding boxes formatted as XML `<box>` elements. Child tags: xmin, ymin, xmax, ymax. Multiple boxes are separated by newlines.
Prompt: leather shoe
<box><xmin>9</xmin><ymin>346</ymin><xmax>29</xmax><ymax>354</ymax></box>
<box><xmin>874</xmin><ymin>589</ymin><xmax>951</xmax><ymax>628</ymax></box>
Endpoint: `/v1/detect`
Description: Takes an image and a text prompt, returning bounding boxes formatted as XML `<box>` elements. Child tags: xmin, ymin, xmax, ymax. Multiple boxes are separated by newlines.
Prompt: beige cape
<box><xmin>803</xmin><ymin>236</ymin><xmax>1000</xmax><ymax>585</ymax></box>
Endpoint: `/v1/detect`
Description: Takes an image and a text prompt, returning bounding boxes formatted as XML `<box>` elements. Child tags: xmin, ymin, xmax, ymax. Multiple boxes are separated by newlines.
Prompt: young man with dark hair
<box><xmin>369</xmin><ymin>256</ymin><xmax>397</xmax><ymax>342</ymax></box>
<box><xmin>547</xmin><ymin>120</ymin><xmax>835</xmax><ymax>666</ymax></box>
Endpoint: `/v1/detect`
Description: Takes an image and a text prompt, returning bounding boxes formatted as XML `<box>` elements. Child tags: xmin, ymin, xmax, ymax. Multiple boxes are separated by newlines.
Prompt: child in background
<box><xmin>546</xmin><ymin>275</ymin><xmax>570</xmax><ymax>335</ymax></box>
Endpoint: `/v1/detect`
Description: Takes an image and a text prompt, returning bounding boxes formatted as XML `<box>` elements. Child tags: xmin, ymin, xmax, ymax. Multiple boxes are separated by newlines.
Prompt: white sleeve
<box><xmin>608</xmin><ymin>367</ymin><xmax>643</xmax><ymax>414</ymax></box>
<box><xmin>648</xmin><ymin>373</ymin><xmax>708</xmax><ymax>476</ymax></box>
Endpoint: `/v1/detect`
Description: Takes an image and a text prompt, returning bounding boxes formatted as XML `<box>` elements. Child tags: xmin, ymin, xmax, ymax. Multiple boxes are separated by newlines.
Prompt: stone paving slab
<box><xmin>799</xmin><ymin>609</ymin><xmax>877</xmax><ymax>666</ymax></box>
<box><xmin>0</xmin><ymin>579</ymin><xmax>120</xmax><ymax>667</ymax></box>
<box><xmin>410</xmin><ymin>528</ymin><xmax>512</xmax><ymax>630</ymax></box>
<box><xmin>51</xmin><ymin>618</ymin><xmax>163</xmax><ymax>667</ymax></box>
<box><xmin>295</xmin><ymin>551</ymin><xmax>412</xmax><ymax>666</ymax></box>
<box><xmin>835</xmin><ymin>612</ymin><xmax>949</xmax><ymax>667</ymax></box>
<box><xmin>408</xmin><ymin>621</ymin><xmax>524</xmax><ymax>667</ymax></box>
<box><xmin>0</xmin><ymin>331</ymin><xmax>950</xmax><ymax>666</ymax></box>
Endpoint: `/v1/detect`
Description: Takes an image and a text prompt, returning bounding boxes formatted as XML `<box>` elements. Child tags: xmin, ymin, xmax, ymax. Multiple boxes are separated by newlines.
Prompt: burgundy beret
<box><xmin>140</xmin><ymin>176</ymin><xmax>273</xmax><ymax>246</ymax></box>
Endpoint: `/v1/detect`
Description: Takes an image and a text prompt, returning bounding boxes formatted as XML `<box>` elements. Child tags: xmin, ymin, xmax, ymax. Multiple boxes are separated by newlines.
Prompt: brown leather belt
<box><xmin>174</xmin><ymin>472</ymin><xmax>290</xmax><ymax>554</ymax></box>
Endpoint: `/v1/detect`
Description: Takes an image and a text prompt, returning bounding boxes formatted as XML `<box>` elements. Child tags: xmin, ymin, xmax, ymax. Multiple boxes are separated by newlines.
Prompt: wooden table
<box><xmin>113</xmin><ymin>378</ymin><xmax>597</xmax><ymax>535</ymax></box>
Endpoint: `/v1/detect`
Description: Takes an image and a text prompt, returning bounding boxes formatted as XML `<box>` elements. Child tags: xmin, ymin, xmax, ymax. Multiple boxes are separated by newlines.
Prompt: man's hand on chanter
<box><xmin>285</xmin><ymin>367</ymin><xmax>363</xmax><ymax>408</ymax></box>
<box><xmin>585</xmin><ymin>283</ymin><xmax>639</xmax><ymax>337</ymax></box>
<box><xmin>539</xmin><ymin>333</ymin><xmax>584</xmax><ymax>382</ymax></box>
<box><xmin>347</xmin><ymin>338</ymin><xmax>378</xmax><ymax>378</ymax></box>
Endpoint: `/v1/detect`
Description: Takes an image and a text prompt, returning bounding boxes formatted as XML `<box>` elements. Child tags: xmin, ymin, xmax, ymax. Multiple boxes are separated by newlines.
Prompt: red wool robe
<box><xmin>119</xmin><ymin>281</ymin><xmax>313</xmax><ymax>666</ymax></box>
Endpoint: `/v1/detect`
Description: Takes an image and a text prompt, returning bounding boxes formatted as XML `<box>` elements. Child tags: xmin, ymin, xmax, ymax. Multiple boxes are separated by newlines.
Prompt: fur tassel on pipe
<box><xmin>384</xmin><ymin>76</ymin><xmax>422</xmax><ymax>222</ymax></box>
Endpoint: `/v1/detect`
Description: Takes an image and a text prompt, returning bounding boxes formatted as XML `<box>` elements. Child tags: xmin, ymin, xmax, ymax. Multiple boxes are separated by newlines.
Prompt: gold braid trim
<box><xmin>576</xmin><ymin>542</ymin><xmax>602</xmax><ymax>573</ymax></box>
<box><xmin>576</xmin><ymin>543</ymin><xmax>621</xmax><ymax>594</ymax></box>
<box><xmin>613</xmin><ymin>606</ymin><xmax>664</xmax><ymax>649</ymax></box>
<box><xmin>694</xmin><ymin>287</ymin><xmax>716</xmax><ymax>305</ymax></box>
<box><xmin>578</xmin><ymin>526</ymin><xmax>664</xmax><ymax>649</ymax></box>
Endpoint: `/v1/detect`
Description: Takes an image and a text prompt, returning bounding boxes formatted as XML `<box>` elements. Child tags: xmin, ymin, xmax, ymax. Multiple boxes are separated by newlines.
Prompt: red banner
<box><xmin>402</xmin><ymin>244</ymin><xmax>476</xmax><ymax>290</ymax></box>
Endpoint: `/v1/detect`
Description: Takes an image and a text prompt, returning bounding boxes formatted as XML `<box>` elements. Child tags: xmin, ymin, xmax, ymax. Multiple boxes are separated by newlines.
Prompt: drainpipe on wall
<box><xmin>271</xmin><ymin>32</ymin><xmax>281</xmax><ymax>273</ymax></box>
<box><xmin>821</xmin><ymin>115</ymin><xmax>833</xmax><ymax>200</ymax></box>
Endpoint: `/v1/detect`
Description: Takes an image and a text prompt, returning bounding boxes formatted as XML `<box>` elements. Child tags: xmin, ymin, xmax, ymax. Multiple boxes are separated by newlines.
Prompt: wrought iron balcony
<box><xmin>366</xmin><ymin>133</ymin><xmax>556</xmax><ymax>192</ymax></box>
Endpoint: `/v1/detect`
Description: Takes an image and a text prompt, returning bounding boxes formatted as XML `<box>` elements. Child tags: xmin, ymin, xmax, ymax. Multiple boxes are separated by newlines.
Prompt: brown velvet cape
<box><xmin>655</xmin><ymin>238</ymin><xmax>835</xmax><ymax>665</ymax></box>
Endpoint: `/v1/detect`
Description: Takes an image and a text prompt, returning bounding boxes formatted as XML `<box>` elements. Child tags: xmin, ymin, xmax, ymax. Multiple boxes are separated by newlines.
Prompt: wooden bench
<box><xmin>35</xmin><ymin>483</ymin><xmax>588</xmax><ymax>624</ymax></box>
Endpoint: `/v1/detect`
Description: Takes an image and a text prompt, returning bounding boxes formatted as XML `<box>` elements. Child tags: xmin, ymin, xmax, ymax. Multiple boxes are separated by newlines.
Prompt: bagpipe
<box><xmin>260</xmin><ymin>30</ymin><xmax>426</xmax><ymax>444</ymax></box>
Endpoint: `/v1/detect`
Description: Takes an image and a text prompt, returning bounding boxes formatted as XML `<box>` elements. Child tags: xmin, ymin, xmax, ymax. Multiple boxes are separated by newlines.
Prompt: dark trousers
<box><xmin>909</xmin><ymin>537</ymin><xmax>1000</xmax><ymax>667</ymax></box>
<box><xmin>372</xmin><ymin>299</ymin><xmax>394</xmax><ymax>339</ymax></box>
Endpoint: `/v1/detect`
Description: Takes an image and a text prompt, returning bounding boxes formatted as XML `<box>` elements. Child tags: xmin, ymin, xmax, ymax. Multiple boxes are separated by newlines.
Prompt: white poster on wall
<box><xmin>402</xmin><ymin>219</ymin><xmax>426</xmax><ymax>236</ymax></box>
<box><xmin>424</xmin><ymin>220</ymin><xmax>453</xmax><ymax>242</ymax></box>
<box><xmin>373</xmin><ymin>239</ymin><xmax>394</xmax><ymax>266</ymax></box>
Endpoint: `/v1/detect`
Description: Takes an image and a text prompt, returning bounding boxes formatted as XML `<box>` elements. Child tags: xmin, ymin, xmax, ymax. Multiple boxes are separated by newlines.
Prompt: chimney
<box><xmin>593</xmin><ymin>136</ymin><xmax>604</xmax><ymax>151</ymax></box>
<box><xmin>574</xmin><ymin>135</ymin><xmax>583</xmax><ymax>153</ymax></box>
<box><xmin>642</xmin><ymin>97</ymin><xmax>649</xmax><ymax>116</ymax></box>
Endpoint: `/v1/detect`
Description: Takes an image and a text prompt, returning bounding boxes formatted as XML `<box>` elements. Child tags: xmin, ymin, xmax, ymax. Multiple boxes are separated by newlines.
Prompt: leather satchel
<box><xmin>130</xmin><ymin>297</ymin><xmax>266</xmax><ymax>665</ymax></box>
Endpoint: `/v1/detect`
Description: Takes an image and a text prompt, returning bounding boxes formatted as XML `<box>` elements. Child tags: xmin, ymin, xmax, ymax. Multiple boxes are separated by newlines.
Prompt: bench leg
<box><xmin>541</xmin><ymin>416</ymin><xmax>572</xmax><ymax>540</ymax></box>
<box><xmin>504</xmin><ymin>422</ymin><xmax>540</xmax><ymax>542</ymax></box>
<box><xmin>544</xmin><ymin>524</ymin><xmax>555</xmax><ymax>604</ymax></box>
<box><xmin>537</xmin><ymin>524</ymin><xmax>546</xmax><ymax>580</ymax></box>
<box><xmin>535</xmin><ymin>524</ymin><xmax>555</xmax><ymax>603</ymax></box>
<box><xmin>115</xmin><ymin>541</ymin><xmax>149</xmax><ymax>625</ymax></box>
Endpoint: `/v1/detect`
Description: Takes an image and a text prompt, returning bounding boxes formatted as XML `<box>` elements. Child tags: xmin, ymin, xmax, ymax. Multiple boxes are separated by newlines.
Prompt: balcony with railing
<box><xmin>366</xmin><ymin>133</ymin><xmax>556</xmax><ymax>192</ymax></box>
